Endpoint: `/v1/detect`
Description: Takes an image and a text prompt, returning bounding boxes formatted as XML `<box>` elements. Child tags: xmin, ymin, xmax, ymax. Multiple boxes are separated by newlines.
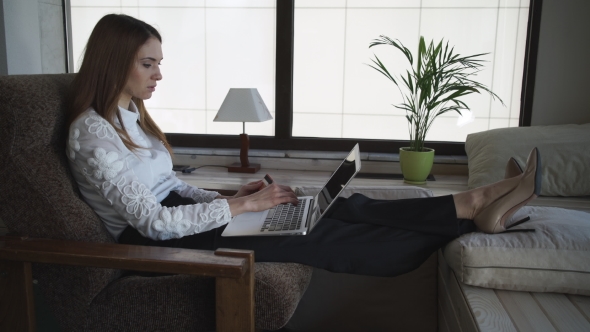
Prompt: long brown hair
<box><xmin>68</xmin><ymin>14</ymin><xmax>172</xmax><ymax>155</ymax></box>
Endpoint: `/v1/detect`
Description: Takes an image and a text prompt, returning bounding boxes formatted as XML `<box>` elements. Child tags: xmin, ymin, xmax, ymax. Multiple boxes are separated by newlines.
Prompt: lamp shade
<box><xmin>213</xmin><ymin>88</ymin><xmax>273</xmax><ymax>122</ymax></box>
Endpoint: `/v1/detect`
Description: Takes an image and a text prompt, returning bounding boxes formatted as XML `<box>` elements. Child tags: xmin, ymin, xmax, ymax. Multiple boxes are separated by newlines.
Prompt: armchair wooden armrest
<box><xmin>0</xmin><ymin>236</ymin><xmax>254</xmax><ymax>332</ymax></box>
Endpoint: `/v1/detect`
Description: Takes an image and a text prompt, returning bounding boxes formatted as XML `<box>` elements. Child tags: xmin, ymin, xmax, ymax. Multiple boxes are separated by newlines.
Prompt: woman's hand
<box><xmin>216</xmin><ymin>178</ymin><xmax>267</xmax><ymax>200</ymax></box>
<box><xmin>233</xmin><ymin>180</ymin><xmax>266</xmax><ymax>199</ymax></box>
<box><xmin>227</xmin><ymin>180</ymin><xmax>298</xmax><ymax>217</ymax></box>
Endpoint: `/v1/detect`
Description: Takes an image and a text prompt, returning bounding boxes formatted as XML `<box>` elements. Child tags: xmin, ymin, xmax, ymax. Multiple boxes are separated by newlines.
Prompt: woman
<box><xmin>67</xmin><ymin>14</ymin><xmax>540</xmax><ymax>277</ymax></box>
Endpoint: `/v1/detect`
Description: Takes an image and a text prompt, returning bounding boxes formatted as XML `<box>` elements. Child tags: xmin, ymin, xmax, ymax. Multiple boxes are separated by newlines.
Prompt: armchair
<box><xmin>0</xmin><ymin>74</ymin><xmax>312</xmax><ymax>331</ymax></box>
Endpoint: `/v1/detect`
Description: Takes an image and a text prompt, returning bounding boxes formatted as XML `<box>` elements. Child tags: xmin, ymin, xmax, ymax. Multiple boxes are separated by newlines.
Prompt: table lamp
<box><xmin>214</xmin><ymin>88</ymin><xmax>273</xmax><ymax>173</ymax></box>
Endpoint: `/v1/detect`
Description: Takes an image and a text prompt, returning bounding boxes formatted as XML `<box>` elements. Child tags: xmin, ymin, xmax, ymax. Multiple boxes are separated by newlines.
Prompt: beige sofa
<box><xmin>439</xmin><ymin>124</ymin><xmax>590</xmax><ymax>332</ymax></box>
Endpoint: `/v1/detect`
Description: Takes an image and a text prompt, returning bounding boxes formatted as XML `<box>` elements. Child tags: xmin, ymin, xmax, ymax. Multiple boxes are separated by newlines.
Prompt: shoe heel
<box><xmin>506</xmin><ymin>216</ymin><xmax>531</xmax><ymax>229</ymax></box>
<box><xmin>503</xmin><ymin>228</ymin><xmax>535</xmax><ymax>233</ymax></box>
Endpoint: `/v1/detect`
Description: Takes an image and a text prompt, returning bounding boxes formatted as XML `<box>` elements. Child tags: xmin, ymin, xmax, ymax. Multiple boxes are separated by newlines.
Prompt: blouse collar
<box><xmin>117</xmin><ymin>101</ymin><xmax>141</xmax><ymax>129</ymax></box>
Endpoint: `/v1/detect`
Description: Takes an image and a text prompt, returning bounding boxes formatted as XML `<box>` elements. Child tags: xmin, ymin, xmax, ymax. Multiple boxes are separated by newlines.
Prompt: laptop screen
<box><xmin>308</xmin><ymin>144</ymin><xmax>361</xmax><ymax>231</ymax></box>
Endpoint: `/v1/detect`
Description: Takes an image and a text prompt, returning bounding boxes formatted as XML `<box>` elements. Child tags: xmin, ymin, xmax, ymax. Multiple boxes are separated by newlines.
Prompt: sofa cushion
<box><xmin>465</xmin><ymin>123</ymin><xmax>590</xmax><ymax>196</ymax></box>
<box><xmin>444</xmin><ymin>206</ymin><xmax>590</xmax><ymax>295</ymax></box>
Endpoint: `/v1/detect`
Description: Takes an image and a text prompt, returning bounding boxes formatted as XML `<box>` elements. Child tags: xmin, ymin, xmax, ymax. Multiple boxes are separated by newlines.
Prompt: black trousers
<box><xmin>119</xmin><ymin>192</ymin><xmax>475</xmax><ymax>277</ymax></box>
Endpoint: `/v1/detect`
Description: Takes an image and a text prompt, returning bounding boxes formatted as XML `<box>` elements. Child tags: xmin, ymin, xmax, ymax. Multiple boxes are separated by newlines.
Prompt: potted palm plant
<box><xmin>368</xmin><ymin>35</ymin><xmax>503</xmax><ymax>184</ymax></box>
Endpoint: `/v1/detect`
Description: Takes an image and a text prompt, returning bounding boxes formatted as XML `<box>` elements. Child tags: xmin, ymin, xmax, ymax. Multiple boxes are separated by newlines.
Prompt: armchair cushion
<box><xmin>444</xmin><ymin>206</ymin><xmax>590</xmax><ymax>295</ymax></box>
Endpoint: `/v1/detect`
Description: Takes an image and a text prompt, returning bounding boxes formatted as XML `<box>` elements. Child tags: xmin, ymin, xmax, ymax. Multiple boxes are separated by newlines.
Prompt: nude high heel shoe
<box><xmin>504</xmin><ymin>157</ymin><xmax>523</xmax><ymax>179</ymax></box>
<box><xmin>474</xmin><ymin>148</ymin><xmax>542</xmax><ymax>234</ymax></box>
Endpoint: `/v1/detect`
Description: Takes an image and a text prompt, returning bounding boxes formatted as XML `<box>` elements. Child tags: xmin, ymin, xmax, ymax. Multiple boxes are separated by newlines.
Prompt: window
<box><xmin>68</xmin><ymin>0</ymin><xmax>541</xmax><ymax>155</ymax></box>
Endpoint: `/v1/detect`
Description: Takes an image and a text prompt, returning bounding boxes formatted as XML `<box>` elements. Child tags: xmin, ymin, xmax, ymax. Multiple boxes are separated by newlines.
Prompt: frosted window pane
<box><xmin>149</xmin><ymin>109</ymin><xmax>207</xmax><ymax>134</ymax></box>
<box><xmin>140</xmin><ymin>8</ymin><xmax>206</xmax><ymax>111</ymax></box>
<box><xmin>70</xmin><ymin>0</ymin><xmax>275</xmax><ymax>136</ymax></box>
<box><xmin>296</xmin><ymin>0</ymin><xmax>346</xmax><ymax>8</ymax></box>
<box><xmin>490</xmin><ymin>8</ymin><xmax>520</xmax><ymax>119</ymax></box>
<box><xmin>138</xmin><ymin>0</ymin><xmax>205</xmax><ymax>7</ymax></box>
<box><xmin>342</xmin><ymin>114</ymin><xmax>407</xmax><ymax>140</ymax></box>
<box><xmin>422</xmin><ymin>0</ymin><xmax>498</xmax><ymax>8</ymax></box>
<box><xmin>207</xmin><ymin>0</ymin><xmax>275</xmax><ymax>8</ymax></box>
<box><xmin>292</xmin><ymin>114</ymin><xmax>343</xmax><ymax>138</ymax></box>
<box><xmin>72</xmin><ymin>0</ymin><xmax>120</xmax><ymax>6</ymax></box>
<box><xmin>343</xmin><ymin>8</ymin><xmax>420</xmax><ymax>116</ymax></box>
<box><xmin>206</xmin><ymin>8</ymin><xmax>276</xmax><ymax>113</ymax></box>
<box><xmin>347</xmin><ymin>0</ymin><xmax>420</xmax><ymax>8</ymax></box>
<box><xmin>293</xmin><ymin>9</ymin><xmax>345</xmax><ymax>115</ymax></box>
<box><xmin>293</xmin><ymin>0</ymin><xmax>528</xmax><ymax>141</ymax></box>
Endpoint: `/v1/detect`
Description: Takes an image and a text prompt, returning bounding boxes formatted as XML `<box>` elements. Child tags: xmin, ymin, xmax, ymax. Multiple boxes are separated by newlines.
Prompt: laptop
<box><xmin>221</xmin><ymin>144</ymin><xmax>361</xmax><ymax>237</ymax></box>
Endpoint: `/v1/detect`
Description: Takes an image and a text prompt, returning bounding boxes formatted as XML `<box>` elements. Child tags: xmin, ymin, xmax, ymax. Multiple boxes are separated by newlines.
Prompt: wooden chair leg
<box><xmin>215</xmin><ymin>249</ymin><xmax>255</xmax><ymax>332</ymax></box>
<box><xmin>0</xmin><ymin>260</ymin><xmax>35</xmax><ymax>332</ymax></box>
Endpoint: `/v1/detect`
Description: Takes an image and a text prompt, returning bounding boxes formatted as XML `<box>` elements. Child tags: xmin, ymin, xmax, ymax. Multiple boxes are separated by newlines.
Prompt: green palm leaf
<box><xmin>367</xmin><ymin>35</ymin><xmax>504</xmax><ymax>152</ymax></box>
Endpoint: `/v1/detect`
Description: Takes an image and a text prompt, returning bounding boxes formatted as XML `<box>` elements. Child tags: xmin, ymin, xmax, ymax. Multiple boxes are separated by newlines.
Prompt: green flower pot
<box><xmin>399</xmin><ymin>147</ymin><xmax>434</xmax><ymax>184</ymax></box>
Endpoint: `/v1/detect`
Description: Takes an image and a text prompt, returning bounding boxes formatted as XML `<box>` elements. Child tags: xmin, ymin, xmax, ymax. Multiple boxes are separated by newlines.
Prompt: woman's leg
<box><xmin>212</xmin><ymin>217</ymin><xmax>454</xmax><ymax>277</ymax></box>
<box><xmin>327</xmin><ymin>194</ymin><xmax>474</xmax><ymax>238</ymax></box>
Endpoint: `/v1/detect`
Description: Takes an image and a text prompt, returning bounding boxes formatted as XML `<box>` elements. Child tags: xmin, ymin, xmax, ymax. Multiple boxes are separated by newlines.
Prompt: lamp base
<box><xmin>228</xmin><ymin>163</ymin><xmax>261</xmax><ymax>174</ymax></box>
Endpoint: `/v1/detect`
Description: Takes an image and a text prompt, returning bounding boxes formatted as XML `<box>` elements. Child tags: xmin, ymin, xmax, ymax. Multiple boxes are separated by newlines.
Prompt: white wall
<box><xmin>531</xmin><ymin>0</ymin><xmax>590</xmax><ymax>125</ymax></box>
<box><xmin>0</xmin><ymin>0</ymin><xmax>66</xmax><ymax>75</ymax></box>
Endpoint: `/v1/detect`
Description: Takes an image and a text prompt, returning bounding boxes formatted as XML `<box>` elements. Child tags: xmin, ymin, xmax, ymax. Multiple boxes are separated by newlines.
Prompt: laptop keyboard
<box><xmin>261</xmin><ymin>199</ymin><xmax>305</xmax><ymax>232</ymax></box>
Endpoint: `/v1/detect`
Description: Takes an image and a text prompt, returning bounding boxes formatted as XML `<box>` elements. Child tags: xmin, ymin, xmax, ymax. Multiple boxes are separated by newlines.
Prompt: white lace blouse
<box><xmin>67</xmin><ymin>102</ymin><xmax>232</xmax><ymax>241</ymax></box>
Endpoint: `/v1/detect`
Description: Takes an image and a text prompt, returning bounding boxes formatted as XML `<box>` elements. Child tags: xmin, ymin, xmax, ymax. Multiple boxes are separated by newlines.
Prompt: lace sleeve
<box><xmin>68</xmin><ymin>112</ymin><xmax>232</xmax><ymax>241</ymax></box>
<box><xmin>174</xmin><ymin>181</ymin><xmax>221</xmax><ymax>203</ymax></box>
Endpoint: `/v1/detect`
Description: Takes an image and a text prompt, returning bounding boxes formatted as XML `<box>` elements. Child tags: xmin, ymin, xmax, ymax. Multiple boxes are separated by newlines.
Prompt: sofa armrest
<box><xmin>0</xmin><ymin>236</ymin><xmax>254</xmax><ymax>332</ymax></box>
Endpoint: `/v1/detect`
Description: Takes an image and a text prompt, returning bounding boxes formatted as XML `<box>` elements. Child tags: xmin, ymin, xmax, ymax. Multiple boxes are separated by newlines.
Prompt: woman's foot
<box><xmin>453</xmin><ymin>172</ymin><xmax>521</xmax><ymax>221</ymax></box>
<box><xmin>473</xmin><ymin>148</ymin><xmax>542</xmax><ymax>233</ymax></box>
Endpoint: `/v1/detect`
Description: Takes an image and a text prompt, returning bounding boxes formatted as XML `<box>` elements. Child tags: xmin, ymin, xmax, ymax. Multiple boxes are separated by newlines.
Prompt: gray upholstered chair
<box><xmin>0</xmin><ymin>74</ymin><xmax>312</xmax><ymax>332</ymax></box>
